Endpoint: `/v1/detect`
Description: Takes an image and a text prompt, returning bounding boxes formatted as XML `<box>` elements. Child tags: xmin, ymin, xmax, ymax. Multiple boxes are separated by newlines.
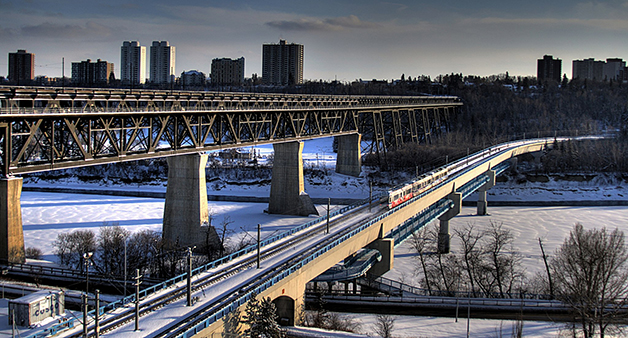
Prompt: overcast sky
<box><xmin>1</xmin><ymin>0</ymin><xmax>627</xmax><ymax>81</ymax></box>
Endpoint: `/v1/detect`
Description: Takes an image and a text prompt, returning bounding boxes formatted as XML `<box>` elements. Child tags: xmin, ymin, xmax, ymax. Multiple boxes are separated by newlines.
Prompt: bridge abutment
<box><xmin>366</xmin><ymin>238</ymin><xmax>394</xmax><ymax>277</ymax></box>
<box><xmin>438</xmin><ymin>192</ymin><xmax>462</xmax><ymax>253</ymax></box>
<box><xmin>163</xmin><ymin>153</ymin><xmax>214</xmax><ymax>248</ymax></box>
<box><xmin>268</xmin><ymin>141</ymin><xmax>318</xmax><ymax>216</ymax></box>
<box><xmin>335</xmin><ymin>134</ymin><xmax>362</xmax><ymax>177</ymax></box>
<box><xmin>477</xmin><ymin>170</ymin><xmax>496</xmax><ymax>216</ymax></box>
<box><xmin>0</xmin><ymin>177</ymin><xmax>24</xmax><ymax>263</ymax></box>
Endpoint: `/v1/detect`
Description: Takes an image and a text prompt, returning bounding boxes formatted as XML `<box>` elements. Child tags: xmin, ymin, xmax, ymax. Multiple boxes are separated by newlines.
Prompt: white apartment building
<box><xmin>120</xmin><ymin>41</ymin><xmax>146</xmax><ymax>85</ymax></box>
<box><xmin>150</xmin><ymin>41</ymin><xmax>176</xmax><ymax>84</ymax></box>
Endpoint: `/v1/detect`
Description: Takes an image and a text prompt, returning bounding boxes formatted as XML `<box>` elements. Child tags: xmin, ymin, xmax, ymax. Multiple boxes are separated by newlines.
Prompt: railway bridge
<box><xmin>44</xmin><ymin>138</ymin><xmax>562</xmax><ymax>338</ymax></box>
<box><xmin>0</xmin><ymin>86</ymin><xmax>462</xmax><ymax>263</ymax></box>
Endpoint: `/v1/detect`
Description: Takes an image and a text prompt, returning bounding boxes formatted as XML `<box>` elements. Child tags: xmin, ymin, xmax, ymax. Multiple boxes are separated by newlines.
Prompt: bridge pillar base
<box><xmin>0</xmin><ymin>177</ymin><xmax>24</xmax><ymax>264</ymax></box>
<box><xmin>438</xmin><ymin>192</ymin><xmax>462</xmax><ymax>254</ymax></box>
<box><xmin>366</xmin><ymin>238</ymin><xmax>394</xmax><ymax>278</ymax></box>
<box><xmin>269</xmin><ymin>141</ymin><xmax>318</xmax><ymax>216</ymax></box>
<box><xmin>163</xmin><ymin>153</ymin><xmax>217</xmax><ymax>248</ymax></box>
<box><xmin>335</xmin><ymin>134</ymin><xmax>362</xmax><ymax>177</ymax></box>
<box><xmin>477</xmin><ymin>170</ymin><xmax>496</xmax><ymax>216</ymax></box>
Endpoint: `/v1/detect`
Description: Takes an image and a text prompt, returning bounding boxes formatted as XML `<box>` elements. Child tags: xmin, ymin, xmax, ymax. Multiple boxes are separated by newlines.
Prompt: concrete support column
<box><xmin>269</xmin><ymin>141</ymin><xmax>318</xmax><ymax>216</ymax></box>
<box><xmin>335</xmin><ymin>134</ymin><xmax>362</xmax><ymax>177</ymax></box>
<box><xmin>366</xmin><ymin>237</ymin><xmax>394</xmax><ymax>278</ymax></box>
<box><xmin>438</xmin><ymin>192</ymin><xmax>462</xmax><ymax>254</ymax></box>
<box><xmin>0</xmin><ymin>177</ymin><xmax>24</xmax><ymax>263</ymax></box>
<box><xmin>477</xmin><ymin>170</ymin><xmax>496</xmax><ymax>216</ymax></box>
<box><xmin>163</xmin><ymin>153</ymin><xmax>211</xmax><ymax>248</ymax></box>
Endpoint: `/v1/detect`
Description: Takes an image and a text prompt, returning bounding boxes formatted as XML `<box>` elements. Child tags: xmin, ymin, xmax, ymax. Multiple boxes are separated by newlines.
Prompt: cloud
<box><xmin>474</xmin><ymin>16</ymin><xmax>628</xmax><ymax>31</ymax></box>
<box><xmin>266</xmin><ymin>15</ymin><xmax>380</xmax><ymax>31</ymax></box>
<box><xmin>20</xmin><ymin>21</ymin><xmax>117</xmax><ymax>39</ymax></box>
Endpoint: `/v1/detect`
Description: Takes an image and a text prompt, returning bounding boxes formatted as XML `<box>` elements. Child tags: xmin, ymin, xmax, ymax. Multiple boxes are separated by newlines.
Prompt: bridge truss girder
<box><xmin>359</xmin><ymin>106</ymin><xmax>455</xmax><ymax>166</ymax></box>
<box><xmin>0</xmin><ymin>109</ymin><xmax>360</xmax><ymax>175</ymax></box>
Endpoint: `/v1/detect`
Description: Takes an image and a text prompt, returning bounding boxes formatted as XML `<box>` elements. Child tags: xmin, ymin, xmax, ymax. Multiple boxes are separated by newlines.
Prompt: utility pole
<box><xmin>95</xmin><ymin>289</ymin><xmax>100</xmax><ymax>338</ymax></box>
<box><xmin>326</xmin><ymin>198</ymin><xmax>330</xmax><ymax>234</ymax></box>
<box><xmin>257</xmin><ymin>224</ymin><xmax>261</xmax><ymax>269</ymax></box>
<box><xmin>369</xmin><ymin>181</ymin><xmax>373</xmax><ymax>212</ymax></box>
<box><xmin>82</xmin><ymin>293</ymin><xmax>88</xmax><ymax>338</ymax></box>
<box><xmin>134</xmin><ymin>269</ymin><xmax>142</xmax><ymax>331</ymax></box>
<box><xmin>187</xmin><ymin>247</ymin><xmax>192</xmax><ymax>306</ymax></box>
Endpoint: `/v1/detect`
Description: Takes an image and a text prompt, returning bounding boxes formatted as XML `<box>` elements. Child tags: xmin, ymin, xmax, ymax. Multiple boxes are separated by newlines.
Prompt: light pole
<box><xmin>124</xmin><ymin>238</ymin><xmax>128</xmax><ymax>298</ymax></box>
<box><xmin>83</xmin><ymin>252</ymin><xmax>93</xmax><ymax>295</ymax></box>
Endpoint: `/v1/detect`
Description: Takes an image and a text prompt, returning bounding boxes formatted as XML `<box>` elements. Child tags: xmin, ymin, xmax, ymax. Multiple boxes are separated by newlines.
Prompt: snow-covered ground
<box><xmin>2</xmin><ymin>136</ymin><xmax>628</xmax><ymax>337</ymax></box>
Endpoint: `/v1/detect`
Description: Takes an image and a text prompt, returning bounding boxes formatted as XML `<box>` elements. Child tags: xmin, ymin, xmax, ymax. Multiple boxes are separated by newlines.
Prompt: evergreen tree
<box><xmin>242</xmin><ymin>293</ymin><xmax>283</xmax><ymax>338</ymax></box>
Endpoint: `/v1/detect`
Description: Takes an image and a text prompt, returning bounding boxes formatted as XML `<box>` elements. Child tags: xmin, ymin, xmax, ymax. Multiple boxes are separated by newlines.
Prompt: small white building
<box><xmin>8</xmin><ymin>290</ymin><xmax>65</xmax><ymax>327</ymax></box>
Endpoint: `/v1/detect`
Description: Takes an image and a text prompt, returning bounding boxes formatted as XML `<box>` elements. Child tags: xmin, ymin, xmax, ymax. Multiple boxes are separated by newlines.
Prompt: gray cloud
<box><xmin>266</xmin><ymin>15</ymin><xmax>379</xmax><ymax>31</ymax></box>
<box><xmin>20</xmin><ymin>22</ymin><xmax>117</xmax><ymax>39</ymax></box>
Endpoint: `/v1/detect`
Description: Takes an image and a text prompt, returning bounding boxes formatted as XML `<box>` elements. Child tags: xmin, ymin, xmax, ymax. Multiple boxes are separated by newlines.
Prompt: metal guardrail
<box><xmin>356</xmin><ymin>276</ymin><xmax>553</xmax><ymax>300</ymax></box>
<box><xmin>306</xmin><ymin>293</ymin><xmax>568</xmax><ymax>310</ymax></box>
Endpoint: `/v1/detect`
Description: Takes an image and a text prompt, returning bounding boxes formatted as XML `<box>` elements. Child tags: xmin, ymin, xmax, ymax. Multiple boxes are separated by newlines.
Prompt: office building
<box><xmin>262</xmin><ymin>39</ymin><xmax>303</xmax><ymax>86</ymax></box>
<box><xmin>211</xmin><ymin>57</ymin><xmax>244</xmax><ymax>85</ymax></box>
<box><xmin>120</xmin><ymin>41</ymin><xmax>146</xmax><ymax>85</ymax></box>
<box><xmin>572</xmin><ymin>58</ymin><xmax>605</xmax><ymax>81</ymax></box>
<box><xmin>71</xmin><ymin>59</ymin><xmax>114</xmax><ymax>86</ymax></box>
<box><xmin>8</xmin><ymin>50</ymin><xmax>35</xmax><ymax>84</ymax></box>
<box><xmin>150</xmin><ymin>41</ymin><xmax>176</xmax><ymax>84</ymax></box>
<box><xmin>537</xmin><ymin>55</ymin><xmax>562</xmax><ymax>82</ymax></box>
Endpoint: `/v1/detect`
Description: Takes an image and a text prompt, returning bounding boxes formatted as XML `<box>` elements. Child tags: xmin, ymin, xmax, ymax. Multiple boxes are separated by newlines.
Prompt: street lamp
<box><xmin>83</xmin><ymin>252</ymin><xmax>93</xmax><ymax>294</ymax></box>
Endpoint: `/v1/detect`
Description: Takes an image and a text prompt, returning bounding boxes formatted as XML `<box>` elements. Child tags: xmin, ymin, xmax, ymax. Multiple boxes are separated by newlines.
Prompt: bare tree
<box><xmin>373</xmin><ymin>314</ymin><xmax>395</xmax><ymax>338</ymax></box>
<box><xmin>410</xmin><ymin>227</ymin><xmax>432</xmax><ymax>292</ymax></box>
<box><xmin>538</xmin><ymin>237</ymin><xmax>554</xmax><ymax>299</ymax></box>
<box><xmin>453</xmin><ymin>222</ymin><xmax>483</xmax><ymax>296</ymax></box>
<box><xmin>551</xmin><ymin>223</ymin><xmax>628</xmax><ymax>338</ymax></box>
<box><xmin>483</xmin><ymin>221</ymin><xmax>523</xmax><ymax>297</ymax></box>
<box><xmin>95</xmin><ymin>223</ymin><xmax>129</xmax><ymax>276</ymax></box>
<box><xmin>53</xmin><ymin>229</ymin><xmax>96</xmax><ymax>272</ymax></box>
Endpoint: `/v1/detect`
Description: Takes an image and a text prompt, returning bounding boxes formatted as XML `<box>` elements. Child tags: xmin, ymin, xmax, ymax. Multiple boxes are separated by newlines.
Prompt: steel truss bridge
<box><xmin>0</xmin><ymin>86</ymin><xmax>461</xmax><ymax>175</ymax></box>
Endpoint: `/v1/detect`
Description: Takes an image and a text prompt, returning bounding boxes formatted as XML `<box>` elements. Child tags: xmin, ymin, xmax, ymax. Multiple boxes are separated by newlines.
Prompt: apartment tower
<box><xmin>262</xmin><ymin>39</ymin><xmax>303</xmax><ymax>86</ymax></box>
<box><xmin>8</xmin><ymin>50</ymin><xmax>35</xmax><ymax>84</ymax></box>
<box><xmin>120</xmin><ymin>41</ymin><xmax>146</xmax><ymax>85</ymax></box>
<box><xmin>150</xmin><ymin>41</ymin><xmax>176</xmax><ymax>84</ymax></box>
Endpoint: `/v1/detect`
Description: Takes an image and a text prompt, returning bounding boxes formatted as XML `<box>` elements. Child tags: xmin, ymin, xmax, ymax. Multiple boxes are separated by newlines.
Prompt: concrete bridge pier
<box><xmin>163</xmin><ymin>153</ymin><xmax>216</xmax><ymax>248</ymax></box>
<box><xmin>477</xmin><ymin>170</ymin><xmax>496</xmax><ymax>216</ymax></box>
<box><xmin>335</xmin><ymin>134</ymin><xmax>362</xmax><ymax>177</ymax></box>
<box><xmin>438</xmin><ymin>192</ymin><xmax>462</xmax><ymax>254</ymax></box>
<box><xmin>268</xmin><ymin>141</ymin><xmax>318</xmax><ymax>216</ymax></box>
<box><xmin>366</xmin><ymin>237</ymin><xmax>394</xmax><ymax>277</ymax></box>
<box><xmin>0</xmin><ymin>177</ymin><xmax>25</xmax><ymax>263</ymax></box>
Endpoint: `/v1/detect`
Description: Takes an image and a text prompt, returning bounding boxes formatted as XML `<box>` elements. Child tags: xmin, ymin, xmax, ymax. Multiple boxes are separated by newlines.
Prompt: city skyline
<box><xmin>1</xmin><ymin>0</ymin><xmax>628</xmax><ymax>81</ymax></box>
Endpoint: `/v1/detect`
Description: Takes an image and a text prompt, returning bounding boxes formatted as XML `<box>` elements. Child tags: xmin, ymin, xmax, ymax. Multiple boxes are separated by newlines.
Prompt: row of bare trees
<box><xmin>411</xmin><ymin>221</ymin><xmax>524</xmax><ymax>298</ymax></box>
<box><xmin>53</xmin><ymin>218</ymin><xmax>250</xmax><ymax>280</ymax></box>
<box><xmin>411</xmin><ymin>222</ymin><xmax>628</xmax><ymax>337</ymax></box>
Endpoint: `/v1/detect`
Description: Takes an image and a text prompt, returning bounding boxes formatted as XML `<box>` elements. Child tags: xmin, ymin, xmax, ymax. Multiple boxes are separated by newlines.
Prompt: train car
<box><xmin>387</xmin><ymin>168</ymin><xmax>449</xmax><ymax>209</ymax></box>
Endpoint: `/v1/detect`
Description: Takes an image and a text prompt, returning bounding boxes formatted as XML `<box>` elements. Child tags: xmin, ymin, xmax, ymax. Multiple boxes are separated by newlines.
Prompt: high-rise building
<box><xmin>262</xmin><ymin>39</ymin><xmax>303</xmax><ymax>86</ymax></box>
<box><xmin>537</xmin><ymin>55</ymin><xmax>562</xmax><ymax>82</ymax></box>
<box><xmin>572</xmin><ymin>58</ymin><xmax>605</xmax><ymax>81</ymax></box>
<box><xmin>150</xmin><ymin>41</ymin><xmax>176</xmax><ymax>84</ymax></box>
<box><xmin>71</xmin><ymin>59</ymin><xmax>114</xmax><ymax>86</ymax></box>
<box><xmin>211</xmin><ymin>57</ymin><xmax>245</xmax><ymax>85</ymax></box>
<box><xmin>604</xmin><ymin>58</ymin><xmax>626</xmax><ymax>81</ymax></box>
<box><xmin>8</xmin><ymin>50</ymin><xmax>35</xmax><ymax>84</ymax></box>
<box><xmin>120</xmin><ymin>41</ymin><xmax>146</xmax><ymax>85</ymax></box>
